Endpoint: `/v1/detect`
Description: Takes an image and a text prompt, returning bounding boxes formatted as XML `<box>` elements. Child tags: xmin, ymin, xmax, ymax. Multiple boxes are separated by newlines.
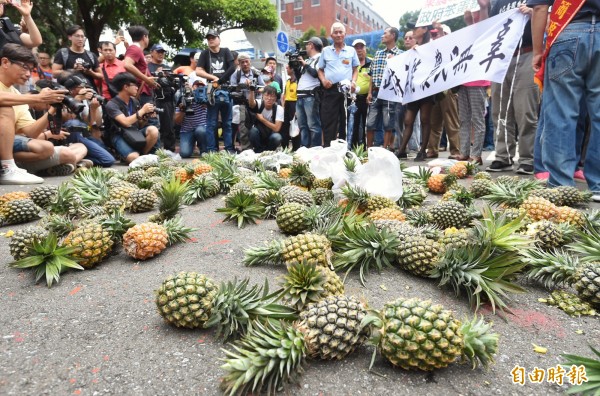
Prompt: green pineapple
<box><xmin>276</xmin><ymin>202</ymin><xmax>311</xmax><ymax>234</ymax></box>
<box><xmin>9</xmin><ymin>226</ymin><xmax>49</xmax><ymax>260</ymax></box>
<box><xmin>125</xmin><ymin>169</ymin><xmax>145</xmax><ymax>185</ymax></box>
<box><xmin>244</xmin><ymin>232</ymin><xmax>333</xmax><ymax>268</ymax></box>
<box><xmin>282</xmin><ymin>188</ymin><xmax>314</xmax><ymax>206</ymax></box>
<box><xmin>9</xmin><ymin>233</ymin><xmax>83</xmax><ymax>287</ymax></box>
<box><xmin>526</xmin><ymin>220</ymin><xmax>565</xmax><ymax>250</ymax></box>
<box><xmin>543</xmin><ymin>290</ymin><xmax>596</xmax><ymax>317</ymax></box>
<box><xmin>312</xmin><ymin>187</ymin><xmax>334</xmax><ymax>205</ymax></box>
<box><xmin>440</xmin><ymin>227</ymin><xmax>472</xmax><ymax>249</ymax></box>
<box><xmin>365</xmin><ymin>194</ymin><xmax>397</xmax><ymax>215</ymax></box>
<box><xmin>555</xmin><ymin>186</ymin><xmax>592</xmax><ymax>207</ymax></box>
<box><xmin>470</xmin><ymin>179</ymin><xmax>494</xmax><ymax>198</ymax></box>
<box><xmin>128</xmin><ymin>189</ymin><xmax>158</xmax><ymax>213</ymax></box>
<box><xmin>216</xmin><ymin>190</ymin><xmax>262</xmax><ymax>228</ymax></box>
<box><xmin>396</xmin><ymin>235</ymin><xmax>441</xmax><ymax>277</ymax></box>
<box><xmin>312</xmin><ymin>177</ymin><xmax>333</xmax><ymax>190</ymax></box>
<box><xmin>29</xmin><ymin>184</ymin><xmax>58</xmax><ymax>208</ymax></box>
<box><xmin>362</xmin><ymin>298</ymin><xmax>498</xmax><ymax>371</ymax></box>
<box><xmin>0</xmin><ymin>198</ymin><xmax>41</xmax><ymax>225</ymax></box>
<box><xmin>278</xmin><ymin>261</ymin><xmax>344</xmax><ymax>311</ymax></box>
<box><xmin>528</xmin><ymin>188</ymin><xmax>564</xmax><ymax>206</ymax></box>
<box><xmin>574</xmin><ymin>263</ymin><xmax>600</xmax><ymax>306</ymax></box>
<box><xmin>62</xmin><ymin>220</ymin><xmax>114</xmax><ymax>269</ymax></box>
<box><xmin>428</xmin><ymin>201</ymin><xmax>469</xmax><ymax>229</ymax></box>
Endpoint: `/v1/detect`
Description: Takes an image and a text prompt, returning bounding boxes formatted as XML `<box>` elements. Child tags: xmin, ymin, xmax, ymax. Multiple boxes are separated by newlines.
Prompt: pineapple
<box><xmin>440</xmin><ymin>227</ymin><xmax>472</xmax><ymax>249</ymax></box>
<box><xmin>333</xmin><ymin>223</ymin><xmax>401</xmax><ymax>285</ymax></box>
<box><xmin>470</xmin><ymin>179</ymin><xmax>493</xmax><ymax>198</ymax></box>
<box><xmin>312</xmin><ymin>177</ymin><xmax>333</xmax><ymax>190</ymax></box>
<box><xmin>289</xmin><ymin>161</ymin><xmax>315</xmax><ymax>189</ymax></box>
<box><xmin>526</xmin><ymin>220</ymin><xmax>564</xmax><ymax>250</ymax></box>
<box><xmin>368</xmin><ymin>207</ymin><xmax>406</xmax><ymax>222</ymax></box>
<box><xmin>0</xmin><ymin>191</ymin><xmax>30</xmax><ymax>205</ymax></box>
<box><xmin>523</xmin><ymin>249</ymin><xmax>581</xmax><ymax>289</ymax></box>
<box><xmin>109</xmin><ymin>184</ymin><xmax>136</xmax><ymax>203</ymax></box>
<box><xmin>128</xmin><ymin>189</ymin><xmax>158</xmax><ymax>213</ymax></box>
<box><xmin>485</xmin><ymin>179</ymin><xmax>543</xmax><ymax>208</ymax></box>
<box><xmin>0</xmin><ymin>198</ymin><xmax>41</xmax><ymax>225</ymax></box>
<box><xmin>123</xmin><ymin>222</ymin><xmax>168</xmax><ymax>260</ymax></box>
<box><xmin>255</xmin><ymin>189</ymin><xmax>284</xmax><ymax>219</ymax></box>
<box><xmin>340</xmin><ymin>184</ymin><xmax>369</xmax><ymax>212</ymax></box>
<box><xmin>278</xmin><ymin>167</ymin><xmax>291</xmax><ymax>178</ymax></box>
<box><xmin>216</xmin><ymin>190</ymin><xmax>262</xmax><ymax>229</ymax></box>
<box><xmin>276</xmin><ymin>202</ymin><xmax>310</xmax><ymax>234</ymax></box>
<box><xmin>543</xmin><ymin>290</ymin><xmax>596</xmax><ymax>317</ymax></box>
<box><xmin>312</xmin><ymin>187</ymin><xmax>334</xmax><ymax>205</ymax></box>
<box><xmin>555</xmin><ymin>186</ymin><xmax>591</xmax><ymax>207</ymax></box>
<box><xmin>244</xmin><ymin>232</ymin><xmax>333</xmax><ymax>268</ymax></box>
<box><xmin>427</xmin><ymin>174</ymin><xmax>456</xmax><ymax>194</ymax></box>
<box><xmin>155</xmin><ymin>272</ymin><xmax>218</xmax><ymax>329</ymax></box>
<box><xmin>8</xmin><ymin>226</ymin><xmax>49</xmax><ymax>260</ymax></box>
<box><xmin>574</xmin><ymin>263</ymin><xmax>600</xmax><ymax>306</ymax></box>
<box><xmin>62</xmin><ymin>220</ymin><xmax>114</xmax><ymax>268</ymax></box>
<box><xmin>521</xmin><ymin>196</ymin><xmax>559</xmax><ymax>221</ymax></box>
<box><xmin>372</xmin><ymin>219</ymin><xmax>423</xmax><ymax>240</ymax></box>
<box><xmin>528</xmin><ymin>188</ymin><xmax>563</xmax><ymax>206</ymax></box>
<box><xmin>396</xmin><ymin>235</ymin><xmax>441</xmax><ymax>277</ymax></box>
<box><xmin>9</xmin><ymin>233</ymin><xmax>83</xmax><ymax>287</ymax></box>
<box><xmin>174</xmin><ymin>166</ymin><xmax>196</xmax><ymax>183</ymax></box>
<box><xmin>441</xmin><ymin>186</ymin><xmax>474</xmax><ymax>206</ymax></box>
<box><xmin>144</xmin><ymin>166</ymin><xmax>161</xmax><ymax>178</ymax></box>
<box><xmin>397</xmin><ymin>182</ymin><xmax>427</xmax><ymax>208</ymax></box>
<box><xmin>221</xmin><ymin>296</ymin><xmax>367</xmax><ymax>395</ymax></box>
<box><xmin>362</xmin><ymin>298</ymin><xmax>498</xmax><ymax>371</ymax></box>
<box><xmin>182</xmin><ymin>173</ymin><xmax>220</xmax><ymax>204</ymax></box>
<box><xmin>365</xmin><ymin>194</ymin><xmax>397</xmax><ymax>215</ymax></box>
<box><xmin>29</xmin><ymin>185</ymin><xmax>58</xmax><ymax>208</ymax></box>
<box><xmin>282</xmin><ymin>188</ymin><xmax>314</xmax><ymax>206</ymax></box>
<box><xmin>278</xmin><ymin>261</ymin><xmax>344</xmax><ymax>311</ymax></box>
<box><xmin>448</xmin><ymin>161</ymin><xmax>468</xmax><ymax>178</ymax></box>
<box><xmin>428</xmin><ymin>201</ymin><xmax>469</xmax><ymax>230</ymax></box>
<box><xmin>192</xmin><ymin>161</ymin><xmax>213</xmax><ymax>176</ymax></box>
<box><xmin>555</xmin><ymin>206</ymin><xmax>586</xmax><ymax>228</ymax></box>
<box><xmin>125</xmin><ymin>169</ymin><xmax>145</xmax><ymax>185</ymax></box>
<box><xmin>473</xmin><ymin>171</ymin><xmax>491</xmax><ymax>180</ymax></box>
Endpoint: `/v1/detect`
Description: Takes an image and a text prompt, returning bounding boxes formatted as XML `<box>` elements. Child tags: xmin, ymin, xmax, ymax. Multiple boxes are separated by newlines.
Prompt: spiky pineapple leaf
<box><xmin>569</xmin><ymin>222</ymin><xmax>600</xmax><ymax>262</ymax></box>
<box><xmin>522</xmin><ymin>249</ymin><xmax>580</xmax><ymax>289</ymax></box>
<box><xmin>216</xmin><ymin>190</ymin><xmax>263</xmax><ymax>229</ymax></box>
<box><xmin>562</xmin><ymin>345</ymin><xmax>600</xmax><ymax>395</ymax></box>
<box><xmin>162</xmin><ymin>216</ymin><xmax>197</xmax><ymax>245</ymax></box>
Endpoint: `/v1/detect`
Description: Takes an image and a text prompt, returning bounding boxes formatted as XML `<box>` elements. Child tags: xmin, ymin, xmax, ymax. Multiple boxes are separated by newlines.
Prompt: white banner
<box><xmin>416</xmin><ymin>0</ymin><xmax>480</xmax><ymax>26</ymax></box>
<box><xmin>379</xmin><ymin>9</ymin><xmax>528</xmax><ymax>104</ymax></box>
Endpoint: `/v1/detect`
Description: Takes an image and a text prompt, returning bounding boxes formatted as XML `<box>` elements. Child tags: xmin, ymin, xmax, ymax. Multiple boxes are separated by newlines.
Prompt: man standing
<box><xmin>195</xmin><ymin>29</ymin><xmax>236</xmax><ymax>153</ymax></box>
<box><xmin>317</xmin><ymin>22</ymin><xmax>359</xmax><ymax>147</ymax></box>
<box><xmin>529</xmin><ymin>0</ymin><xmax>600</xmax><ymax>200</ymax></box>
<box><xmin>230</xmin><ymin>52</ymin><xmax>264</xmax><ymax>151</ymax></box>
<box><xmin>52</xmin><ymin>25</ymin><xmax>102</xmax><ymax>90</ymax></box>
<box><xmin>123</xmin><ymin>26</ymin><xmax>159</xmax><ymax>107</ymax></box>
<box><xmin>478</xmin><ymin>0</ymin><xmax>539</xmax><ymax>175</ymax></box>
<box><xmin>350</xmin><ymin>39</ymin><xmax>371</xmax><ymax>147</ymax></box>
<box><xmin>147</xmin><ymin>43</ymin><xmax>176</xmax><ymax>151</ymax></box>
<box><xmin>365</xmin><ymin>27</ymin><xmax>402</xmax><ymax>149</ymax></box>
<box><xmin>99</xmin><ymin>41</ymin><xmax>126</xmax><ymax>101</ymax></box>
<box><xmin>295</xmin><ymin>37</ymin><xmax>323</xmax><ymax>148</ymax></box>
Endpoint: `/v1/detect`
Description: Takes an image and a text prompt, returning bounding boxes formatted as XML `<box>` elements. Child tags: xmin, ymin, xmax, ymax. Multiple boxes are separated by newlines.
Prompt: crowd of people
<box><xmin>0</xmin><ymin>0</ymin><xmax>597</xmax><ymax>201</ymax></box>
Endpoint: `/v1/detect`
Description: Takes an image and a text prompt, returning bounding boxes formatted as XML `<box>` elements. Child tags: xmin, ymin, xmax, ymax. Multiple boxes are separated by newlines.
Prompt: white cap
<box><xmin>188</xmin><ymin>72</ymin><xmax>207</xmax><ymax>86</ymax></box>
<box><xmin>352</xmin><ymin>39</ymin><xmax>366</xmax><ymax>47</ymax></box>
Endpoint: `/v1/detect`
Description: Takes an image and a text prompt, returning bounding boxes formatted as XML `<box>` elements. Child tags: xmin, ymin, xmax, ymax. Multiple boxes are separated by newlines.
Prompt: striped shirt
<box><xmin>178</xmin><ymin>103</ymin><xmax>207</xmax><ymax>132</ymax></box>
<box><xmin>370</xmin><ymin>47</ymin><xmax>403</xmax><ymax>89</ymax></box>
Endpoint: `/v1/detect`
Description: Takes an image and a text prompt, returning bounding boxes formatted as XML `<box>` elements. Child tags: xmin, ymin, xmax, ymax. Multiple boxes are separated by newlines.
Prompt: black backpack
<box><xmin>0</xmin><ymin>18</ymin><xmax>23</xmax><ymax>48</ymax></box>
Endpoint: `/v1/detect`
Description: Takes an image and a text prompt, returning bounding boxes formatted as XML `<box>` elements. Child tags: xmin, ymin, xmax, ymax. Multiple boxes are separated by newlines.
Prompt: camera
<box><xmin>151</xmin><ymin>68</ymin><xmax>182</xmax><ymax>98</ymax></box>
<box><xmin>286</xmin><ymin>48</ymin><xmax>308</xmax><ymax>69</ymax></box>
<box><xmin>179</xmin><ymin>85</ymin><xmax>195</xmax><ymax>115</ymax></box>
<box><xmin>76</xmin><ymin>59</ymin><xmax>91</xmax><ymax>71</ymax></box>
<box><xmin>35</xmin><ymin>80</ymin><xmax>85</xmax><ymax>117</ymax></box>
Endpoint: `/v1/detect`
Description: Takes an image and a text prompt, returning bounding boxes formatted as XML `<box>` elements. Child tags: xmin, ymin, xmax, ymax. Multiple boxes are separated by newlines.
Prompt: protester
<box><xmin>52</xmin><ymin>25</ymin><xmax>102</xmax><ymax>90</ymax></box>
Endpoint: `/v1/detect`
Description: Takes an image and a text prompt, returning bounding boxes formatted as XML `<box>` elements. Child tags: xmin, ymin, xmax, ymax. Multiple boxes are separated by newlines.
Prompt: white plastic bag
<box><xmin>129</xmin><ymin>154</ymin><xmax>159</xmax><ymax>168</ymax></box>
<box><xmin>289</xmin><ymin>116</ymin><xmax>299</xmax><ymax>138</ymax></box>
<box><xmin>353</xmin><ymin>147</ymin><xmax>403</xmax><ymax>200</ymax></box>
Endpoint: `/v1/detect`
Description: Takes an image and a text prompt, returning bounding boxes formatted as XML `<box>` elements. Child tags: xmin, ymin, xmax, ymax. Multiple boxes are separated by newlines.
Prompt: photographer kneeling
<box><xmin>247</xmin><ymin>85</ymin><xmax>283</xmax><ymax>153</ymax></box>
<box><xmin>104</xmin><ymin>72</ymin><xmax>159</xmax><ymax>164</ymax></box>
<box><xmin>174</xmin><ymin>74</ymin><xmax>208</xmax><ymax>158</ymax></box>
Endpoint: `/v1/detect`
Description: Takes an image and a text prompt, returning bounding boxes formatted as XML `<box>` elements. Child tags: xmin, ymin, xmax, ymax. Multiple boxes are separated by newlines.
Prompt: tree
<box><xmin>25</xmin><ymin>0</ymin><xmax>277</xmax><ymax>55</ymax></box>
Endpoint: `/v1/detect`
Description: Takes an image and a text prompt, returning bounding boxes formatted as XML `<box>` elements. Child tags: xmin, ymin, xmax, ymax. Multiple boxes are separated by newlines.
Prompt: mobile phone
<box><xmin>117</xmin><ymin>29</ymin><xmax>124</xmax><ymax>38</ymax></box>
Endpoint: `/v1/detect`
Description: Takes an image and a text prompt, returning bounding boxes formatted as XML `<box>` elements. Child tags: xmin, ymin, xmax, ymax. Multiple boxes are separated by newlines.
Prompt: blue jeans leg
<box><xmin>297</xmin><ymin>97</ymin><xmax>310</xmax><ymax>147</ymax></box>
<box><xmin>533</xmin><ymin>103</ymin><xmax>545</xmax><ymax>173</ymax></box>
<box><xmin>205</xmin><ymin>105</ymin><xmax>219</xmax><ymax>152</ymax></box>
<box><xmin>249</xmin><ymin>127</ymin><xmax>263</xmax><ymax>152</ymax></box>
<box><xmin>268</xmin><ymin>133</ymin><xmax>282</xmax><ymax>150</ymax></box>
<box><xmin>220</xmin><ymin>100</ymin><xmax>234</xmax><ymax>152</ymax></box>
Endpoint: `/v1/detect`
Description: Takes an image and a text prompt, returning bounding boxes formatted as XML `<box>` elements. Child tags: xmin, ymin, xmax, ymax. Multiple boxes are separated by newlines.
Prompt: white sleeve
<box><xmin>275</xmin><ymin>105</ymin><xmax>284</xmax><ymax>122</ymax></box>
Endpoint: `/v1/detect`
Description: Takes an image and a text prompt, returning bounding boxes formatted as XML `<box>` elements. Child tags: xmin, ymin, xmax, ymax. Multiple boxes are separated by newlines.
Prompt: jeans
<box><xmin>111</xmin><ymin>126</ymin><xmax>159</xmax><ymax>159</ymax></box>
<box><xmin>249</xmin><ymin>127</ymin><xmax>282</xmax><ymax>153</ymax></box>
<box><xmin>541</xmin><ymin>19</ymin><xmax>600</xmax><ymax>192</ymax></box>
<box><xmin>63</xmin><ymin>120</ymin><xmax>115</xmax><ymax>167</ymax></box>
<box><xmin>297</xmin><ymin>95</ymin><xmax>321</xmax><ymax>147</ymax></box>
<box><xmin>205</xmin><ymin>92</ymin><xmax>234</xmax><ymax>152</ymax></box>
<box><xmin>179</xmin><ymin>126</ymin><xmax>207</xmax><ymax>158</ymax></box>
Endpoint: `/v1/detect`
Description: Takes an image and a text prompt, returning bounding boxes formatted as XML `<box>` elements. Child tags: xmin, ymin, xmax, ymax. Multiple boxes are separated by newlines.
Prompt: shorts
<box><xmin>13</xmin><ymin>135</ymin><xmax>31</xmax><ymax>152</ymax></box>
<box><xmin>111</xmin><ymin>126</ymin><xmax>152</xmax><ymax>159</ymax></box>
<box><xmin>18</xmin><ymin>146</ymin><xmax>64</xmax><ymax>173</ymax></box>
<box><xmin>366</xmin><ymin>97</ymin><xmax>399</xmax><ymax>131</ymax></box>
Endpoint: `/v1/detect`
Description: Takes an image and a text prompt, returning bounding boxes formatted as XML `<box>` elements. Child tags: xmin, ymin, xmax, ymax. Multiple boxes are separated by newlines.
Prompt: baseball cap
<box><xmin>150</xmin><ymin>44</ymin><xmax>165</xmax><ymax>52</ymax></box>
<box><xmin>306</xmin><ymin>36</ymin><xmax>323</xmax><ymax>50</ymax></box>
<box><xmin>188</xmin><ymin>73</ymin><xmax>207</xmax><ymax>86</ymax></box>
<box><xmin>206</xmin><ymin>29</ymin><xmax>220</xmax><ymax>38</ymax></box>
<box><xmin>352</xmin><ymin>39</ymin><xmax>366</xmax><ymax>47</ymax></box>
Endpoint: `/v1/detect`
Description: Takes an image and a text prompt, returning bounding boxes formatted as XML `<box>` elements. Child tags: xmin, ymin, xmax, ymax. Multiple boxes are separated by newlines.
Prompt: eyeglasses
<box><xmin>38</xmin><ymin>56</ymin><xmax>50</xmax><ymax>60</ymax></box>
<box><xmin>9</xmin><ymin>59</ymin><xmax>33</xmax><ymax>72</ymax></box>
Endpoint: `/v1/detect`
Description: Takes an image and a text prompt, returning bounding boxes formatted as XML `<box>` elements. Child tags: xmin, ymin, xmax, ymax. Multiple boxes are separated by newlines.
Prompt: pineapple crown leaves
<box><xmin>277</xmin><ymin>261</ymin><xmax>328</xmax><ymax>311</ymax></box>
<box><xmin>220</xmin><ymin>319</ymin><xmax>307</xmax><ymax>396</ymax></box>
<box><xmin>205</xmin><ymin>278</ymin><xmax>297</xmax><ymax>343</ymax></box>
<box><xmin>216</xmin><ymin>190</ymin><xmax>263</xmax><ymax>229</ymax></box>
<box><xmin>154</xmin><ymin>177</ymin><xmax>188</xmax><ymax>221</ymax></box>
<box><xmin>561</xmin><ymin>345</ymin><xmax>600</xmax><ymax>395</ymax></box>
<box><xmin>71</xmin><ymin>169</ymin><xmax>111</xmax><ymax>206</ymax></box>
<box><xmin>9</xmin><ymin>233</ymin><xmax>83</xmax><ymax>288</ymax></box>
<box><xmin>484</xmin><ymin>178</ymin><xmax>544</xmax><ymax>207</ymax></box>
<box><xmin>431</xmin><ymin>242</ymin><xmax>527</xmax><ymax>314</ymax></box>
<box><xmin>289</xmin><ymin>161</ymin><xmax>314</xmax><ymax>188</ymax></box>
<box><xmin>161</xmin><ymin>216</ymin><xmax>197</xmax><ymax>245</ymax></box>
<box><xmin>257</xmin><ymin>190</ymin><xmax>284</xmax><ymax>220</ymax></box>
<box><xmin>344</xmin><ymin>156</ymin><xmax>358</xmax><ymax>173</ymax></box>
<box><xmin>182</xmin><ymin>174</ymin><xmax>220</xmax><ymax>204</ymax></box>
<box><xmin>208</xmin><ymin>155</ymin><xmax>241</xmax><ymax>193</ymax></box>
<box><xmin>243</xmin><ymin>239</ymin><xmax>284</xmax><ymax>267</ymax></box>
<box><xmin>403</xmin><ymin>167</ymin><xmax>433</xmax><ymax>185</ymax></box>
<box><xmin>472</xmin><ymin>206</ymin><xmax>532</xmax><ymax>252</ymax></box>
<box><xmin>100</xmin><ymin>211</ymin><xmax>136</xmax><ymax>243</ymax></box>
<box><xmin>341</xmin><ymin>184</ymin><xmax>369</xmax><ymax>208</ymax></box>
<box><xmin>459</xmin><ymin>315</ymin><xmax>499</xmax><ymax>370</ymax></box>
<box><xmin>333</xmin><ymin>222</ymin><xmax>400</xmax><ymax>286</ymax></box>
<box><xmin>253</xmin><ymin>171</ymin><xmax>286</xmax><ymax>190</ymax></box>
<box><xmin>568</xmin><ymin>219</ymin><xmax>600</xmax><ymax>262</ymax></box>
<box><xmin>522</xmin><ymin>249</ymin><xmax>580</xmax><ymax>289</ymax></box>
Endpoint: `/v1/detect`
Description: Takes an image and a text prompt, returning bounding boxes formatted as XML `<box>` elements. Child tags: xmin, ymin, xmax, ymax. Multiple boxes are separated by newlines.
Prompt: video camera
<box><xmin>151</xmin><ymin>68</ymin><xmax>186</xmax><ymax>98</ymax></box>
<box><xmin>286</xmin><ymin>47</ymin><xmax>308</xmax><ymax>69</ymax></box>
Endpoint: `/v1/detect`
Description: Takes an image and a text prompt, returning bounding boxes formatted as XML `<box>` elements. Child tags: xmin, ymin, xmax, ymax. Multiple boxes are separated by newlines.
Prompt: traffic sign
<box><xmin>277</xmin><ymin>31</ymin><xmax>289</xmax><ymax>53</ymax></box>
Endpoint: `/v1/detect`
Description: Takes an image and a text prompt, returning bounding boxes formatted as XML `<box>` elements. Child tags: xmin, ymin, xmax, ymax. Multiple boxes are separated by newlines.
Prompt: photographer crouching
<box><xmin>174</xmin><ymin>74</ymin><xmax>208</xmax><ymax>157</ymax></box>
<box><xmin>246</xmin><ymin>85</ymin><xmax>283</xmax><ymax>153</ymax></box>
<box><xmin>104</xmin><ymin>72</ymin><xmax>159</xmax><ymax>164</ymax></box>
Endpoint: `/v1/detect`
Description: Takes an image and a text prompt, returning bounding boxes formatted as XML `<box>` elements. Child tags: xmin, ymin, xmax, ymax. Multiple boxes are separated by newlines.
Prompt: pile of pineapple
<box><xmin>3</xmin><ymin>148</ymin><xmax>600</xmax><ymax>395</ymax></box>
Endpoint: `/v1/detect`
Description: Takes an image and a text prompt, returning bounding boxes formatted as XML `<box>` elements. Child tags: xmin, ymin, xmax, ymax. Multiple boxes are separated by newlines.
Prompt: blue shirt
<box><xmin>317</xmin><ymin>45</ymin><xmax>359</xmax><ymax>84</ymax></box>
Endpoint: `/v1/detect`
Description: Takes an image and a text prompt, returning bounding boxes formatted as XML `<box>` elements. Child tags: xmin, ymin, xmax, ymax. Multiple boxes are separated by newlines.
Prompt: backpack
<box><xmin>0</xmin><ymin>18</ymin><xmax>22</xmax><ymax>48</ymax></box>
<box><xmin>57</xmin><ymin>47</ymin><xmax>96</xmax><ymax>71</ymax></box>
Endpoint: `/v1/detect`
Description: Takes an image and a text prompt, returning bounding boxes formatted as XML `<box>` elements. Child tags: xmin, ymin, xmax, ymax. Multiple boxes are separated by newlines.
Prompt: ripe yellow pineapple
<box><xmin>368</xmin><ymin>207</ymin><xmax>406</xmax><ymax>222</ymax></box>
<box><xmin>0</xmin><ymin>191</ymin><xmax>30</xmax><ymax>205</ymax></box>
<box><xmin>520</xmin><ymin>196</ymin><xmax>559</xmax><ymax>221</ymax></box>
<box><xmin>123</xmin><ymin>222</ymin><xmax>168</xmax><ymax>260</ymax></box>
<box><xmin>555</xmin><ymin>206</ymin><xmax>585</xmax><ymax>228</ymax></box>
<box><xmin>193</xmin><ymin>161</ymin><xmax>213</xmax><ymax>176</ymax></box>
<box><xmin>448</xmin><ymin>162</ymin><xmax>468</xmax><ymax>179</ymax></box>
<box><xmin>62</xmin><ymin>221</ymin><xmax>114</xmax><ymax>268</ymax></box>
<box><xmin>427</xmin><ymin>174</ymin><xmax>455</xmax><ymax>194</ymax></box>
<box><xmin>278</xmin><ymin>168</ymin><xmax>291</xmax><ymax>178</ymax></box>
<box><xmin>174</xmin><ymin>167</ymin><xmax>194</xmax><ymax>183</ymax></box>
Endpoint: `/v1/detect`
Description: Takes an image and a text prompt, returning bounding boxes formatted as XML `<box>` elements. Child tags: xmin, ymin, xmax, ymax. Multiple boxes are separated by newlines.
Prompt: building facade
<box><xmin>280</xmin><ymin>0</ymin><xmax>389</xmax><ymax>38</ymax></box>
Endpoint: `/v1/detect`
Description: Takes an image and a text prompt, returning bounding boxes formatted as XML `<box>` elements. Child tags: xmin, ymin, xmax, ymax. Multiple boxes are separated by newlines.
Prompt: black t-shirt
<box><xmin>105</xmin><ymin>96</ymin><xmax>139</xmax><ymax>127</ymax></box>
<box><xmin>491</xmin><ymin>0</ymin><xmax>533</xmax><ymax>47</ymax></box>
<box><xmin>198</xmin><ymin>47</ymin><xmax>235</xmax><ymax>84</ymax></box>
<box><xmin>526</xmin><ymin>0</ymin><xmax>600</xmax><ymax>18</ymax></box>
<box><xmin>53</xmin><ymin>48</ymin><xmax>100</xmax><ymax>89</ymax></box>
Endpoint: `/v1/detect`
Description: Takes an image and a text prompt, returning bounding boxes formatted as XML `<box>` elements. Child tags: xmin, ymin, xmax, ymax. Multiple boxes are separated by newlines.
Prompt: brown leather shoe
<box><xmin>426</xmin><ymin>152</ymin><xmax>438</xmax><ymax>158</ymax></box>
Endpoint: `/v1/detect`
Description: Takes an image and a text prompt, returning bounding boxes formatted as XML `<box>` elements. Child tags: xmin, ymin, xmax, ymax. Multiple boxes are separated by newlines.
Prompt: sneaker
<box><xmin>46</xmin><ymin>163</ymin><xmax>75</xmax><ymax>177</ymax></box>
<box><xmin>0</xmin><ymin>167</ymin><xmax>44</xmax><ymax>185</ymax></box>
<box><xmin>574</xmin><ymin>169</ymin><xmax>586</xmax><ymax>182</ymax></box>
<box><xmin>76</xmin><ymin>159</ymin><xmax>94</xmax><ymax>169</ymax></box>
<box><xmin>486</xmin><ymin>161</ymin><xmax>513</xmax><ymax>172</ymax></box>
<box><xmin>534</xmin><ymin>172</ymin><xmax>550</xmax><ymax>181</ymax></box>
<box><xmin>593</xmin><ymin>194</ymin><xmax>600</xmax><ymax>203</ymax></box>
<box><xmin>516</xmin><ymin>164</ymin><xmax>534</xmax><ymax>175</ymax></box>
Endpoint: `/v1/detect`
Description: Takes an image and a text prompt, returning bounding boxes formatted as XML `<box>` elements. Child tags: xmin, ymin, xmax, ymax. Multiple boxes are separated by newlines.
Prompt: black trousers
<box><xmin>156</xmin><ymin>98</ymin><xmax>176</xmax><ymax>151</ymax></box>
<box><xmin>352</xmin><ymin>94</ymin><xmax>368</xmax><ymax>146</ymax></box>
<box><xmin>320</xmin><ymin>88</ymin><xmax>345</xmax><ymax>147</ymax></box>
